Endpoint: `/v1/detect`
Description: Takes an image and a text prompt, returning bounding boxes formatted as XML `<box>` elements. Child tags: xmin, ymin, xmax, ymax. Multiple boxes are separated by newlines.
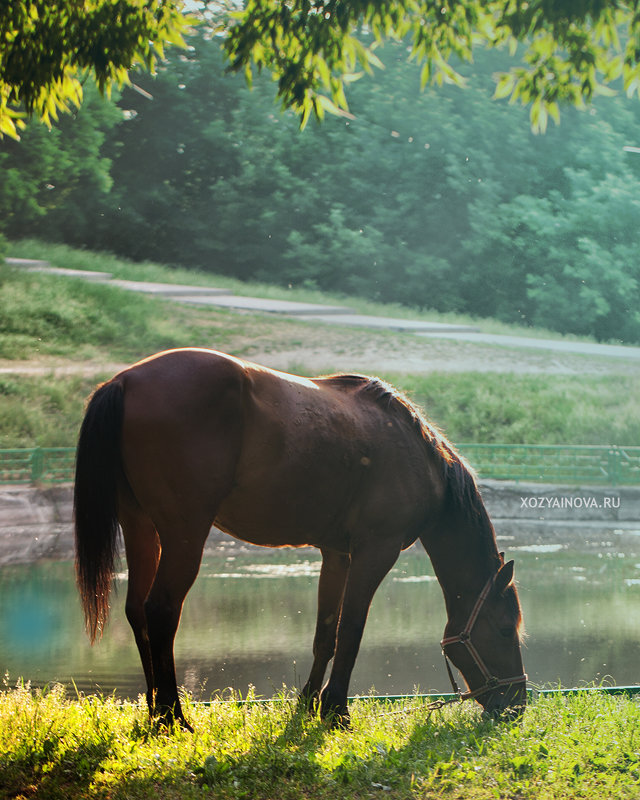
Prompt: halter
<box><xmin>440</xmin><ymin>572</ymin><xmax>528</xmax><ymax>703</ymax></box>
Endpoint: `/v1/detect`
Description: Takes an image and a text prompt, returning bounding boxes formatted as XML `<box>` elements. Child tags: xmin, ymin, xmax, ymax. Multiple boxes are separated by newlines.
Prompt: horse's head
<box><xmin>441</xmin><ymin>559</ymin><xmax>527</xmax><ymax>719</ymax></box>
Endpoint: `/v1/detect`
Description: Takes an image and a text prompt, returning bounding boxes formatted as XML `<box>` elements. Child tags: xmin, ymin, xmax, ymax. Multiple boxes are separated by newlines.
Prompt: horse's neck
<box><xmin>424</xmin><ymin>508</ymin><xmax>500</xmax><ymax>616</ymax></box>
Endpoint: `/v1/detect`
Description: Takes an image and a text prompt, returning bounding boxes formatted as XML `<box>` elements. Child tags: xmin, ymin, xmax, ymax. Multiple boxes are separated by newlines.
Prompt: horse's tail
<box><xmin>74</xmin><ymin>378</ymin><xmax>125</xmax><ymax>643</ymax></box>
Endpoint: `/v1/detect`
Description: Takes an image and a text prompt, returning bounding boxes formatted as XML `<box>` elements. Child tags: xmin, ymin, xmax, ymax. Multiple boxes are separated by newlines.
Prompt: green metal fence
<box><xmin>0</xmin><ymin>447</ymin><xmax>76</xmax><ymax>485</ymax></box>
<box><xmin>1</xmin><ymin>444</ymin><xmax>640</xmax><ymax>486</ymax></box>
<box><xmin>458</xmin><ymin>443</ymin><xmax>640</xmax><ymax>486</ymax></box>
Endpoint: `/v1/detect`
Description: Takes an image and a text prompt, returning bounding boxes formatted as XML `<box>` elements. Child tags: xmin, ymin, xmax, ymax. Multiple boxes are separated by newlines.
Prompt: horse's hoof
<box><xmin>324</xmin><ymin>709</ymin><xmax>350</xmax><ymax>730</ymax></box>
<box><xmin>319</xmin><ymin>701</ymin><xmax>350</xmax><ymax>729</ymax></box>
<box><xmin>151</xmin><ymin>705</ymin><xmax>194</xmax><ymax>733</ymax></box>
<box><xmin>154</xmin><ymin>714</ymin><xmax>194</xmax><ymax>733</ymax></box>
<box><xmin>319</xmin><ymin>687</ymin><xmax>350</xmax><ymax>728</ymax></box>
<box><xmin>179</xmin><ymin>717</ymin><xmax>194</xmax><ymax>733</ymax></box>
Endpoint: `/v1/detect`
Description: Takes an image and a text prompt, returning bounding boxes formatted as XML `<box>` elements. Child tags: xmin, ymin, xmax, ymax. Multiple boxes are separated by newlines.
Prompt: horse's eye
<box><xmin>499</xmin><ymin>626</ymin><xmax>516</xmax><ymax>639</ymax></box>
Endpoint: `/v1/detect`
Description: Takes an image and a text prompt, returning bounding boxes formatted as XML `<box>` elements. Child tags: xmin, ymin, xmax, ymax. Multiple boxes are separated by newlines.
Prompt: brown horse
<box><xmin>74</xmin><ymin>348</ymin><xmax>526</xmax><ymax>729</ymax></box>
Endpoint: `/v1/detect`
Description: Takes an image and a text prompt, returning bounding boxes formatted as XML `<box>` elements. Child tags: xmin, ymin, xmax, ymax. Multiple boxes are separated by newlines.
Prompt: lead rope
<box><xmin>377</xmin><ymin>692</ymin><xmax>461</xmax><ymax>719</ymax></box>
<box><xmin>378</xmin><ymin>657</ymin><xmax>463</xmax><ymax>719</ymax></box>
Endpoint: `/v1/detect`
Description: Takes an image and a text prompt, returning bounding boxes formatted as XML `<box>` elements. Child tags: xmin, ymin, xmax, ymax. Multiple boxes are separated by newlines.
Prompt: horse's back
<box><xmin>115</xmin><ymin>348</ymin><xmax>440</xmax><ymax>551</ymax></box>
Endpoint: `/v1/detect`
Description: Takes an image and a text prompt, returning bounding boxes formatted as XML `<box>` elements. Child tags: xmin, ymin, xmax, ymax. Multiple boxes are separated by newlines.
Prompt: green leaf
<box><xmin>494</xmin><ymin>72</ymin><xmax>515</xmax><ymax>100</ymax></box>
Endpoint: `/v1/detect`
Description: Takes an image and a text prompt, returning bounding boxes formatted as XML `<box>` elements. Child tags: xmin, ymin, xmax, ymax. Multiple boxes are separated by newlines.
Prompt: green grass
<box><xmin>3</xmin><ymin>369</ymin><xmax>640</xmax><ymax>450</ymax></box>
<box><xmin>6</xmin><ymin>238</ymin><xmax>608</xmax><ymax>342</ymax></box>
<box><xmin>401</xmin><ymin>372</ymin><xmax>640</xmax><ymax>446</ymax></box>
<box><xmin>0</xmin><ymin>374</ymin><xmax>99</xmax><ymax>448</ymax></box>
<box><xmin>0</xmin><ymin>260</ymin><xmax>256</xmax><ymax>362</ymax></box>
<box><xmin>2</xmin><ymin>241</ymin><xmax>640</xmax><ymax>448</ymax></box>
<box><xmin>1</xmin><ymin>683</ymin><xmax>640</xmax><ymax>799</ymax></box>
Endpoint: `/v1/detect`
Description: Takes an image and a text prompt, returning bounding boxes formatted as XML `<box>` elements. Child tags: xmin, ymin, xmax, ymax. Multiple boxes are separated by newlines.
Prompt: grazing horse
<box><xmin>74</xmin><ymin>348</ymin><xmax>526</xmax><ymax>729</ymax></box>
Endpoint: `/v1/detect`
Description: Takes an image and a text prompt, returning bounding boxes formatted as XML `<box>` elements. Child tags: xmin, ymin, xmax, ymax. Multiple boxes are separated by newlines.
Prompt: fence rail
<box><xmin>458</xmin><ymin>443</ymin><xmax>640</xmax><ymax>487</ymax></box>
<box><xmin>0</xmin><ymin>448</ymin><xmax>76</xmax><ymax>485</ymax></box>
<box><xmin>1</xmin><ymin>444</ymin><xmax>640</xmax><ymax>487</ymax></box>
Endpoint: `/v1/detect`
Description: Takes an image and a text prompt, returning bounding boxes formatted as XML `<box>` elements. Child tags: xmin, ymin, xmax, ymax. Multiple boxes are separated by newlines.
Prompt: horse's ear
<box><xmin>495</xmin><ymin>560</ymin><xmax>515</xmax><ymax>595</ymax></box>
<box><xmin>499</xmin><ymin>551</ymin><xmax>505</xmax><ymax>563</ymax></box>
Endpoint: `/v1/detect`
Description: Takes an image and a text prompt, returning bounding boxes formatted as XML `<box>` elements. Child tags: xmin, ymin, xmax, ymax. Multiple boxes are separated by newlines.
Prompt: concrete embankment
<box><xmin>0</xmin><ymin>481</ymin><xmax>639</xmax><ymax>566</ymax></box>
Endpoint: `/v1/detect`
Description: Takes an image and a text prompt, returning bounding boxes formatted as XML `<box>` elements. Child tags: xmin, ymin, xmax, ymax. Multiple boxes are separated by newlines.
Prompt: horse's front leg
<box><xmin>300</xmin><ymin>548</ymin><xmax>350</xmax><ymax>709</ymax></box>
<box><xmin>320</xmin><ymin>540</ymin><xmax>401</xmax><ymax>727</ymax></box>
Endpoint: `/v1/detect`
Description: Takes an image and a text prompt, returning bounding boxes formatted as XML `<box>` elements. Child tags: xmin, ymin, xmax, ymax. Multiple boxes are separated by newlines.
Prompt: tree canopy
<box><xmin>2</xmin><ymin>0</ymin><xmax>640</xmax><ymax>138</ymax></box>
<box><xmin>0</xmin><ymin>1</ymin><xmax>192</xmax><ymax>138</ymax></box>
<box><xmin>224</xmin><ymin>0</ymin><xmax>640</xmax><ymax>132</ymax></box>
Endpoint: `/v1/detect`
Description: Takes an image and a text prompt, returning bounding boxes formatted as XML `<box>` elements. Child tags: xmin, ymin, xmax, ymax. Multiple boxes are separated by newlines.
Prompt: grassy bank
<box><xmin>1</xmin><ymin>683</ymin><xmax>640</xmax><ymax>799</ymax></box>
<box><xmin>6</xmin><ymin>239</ymin><xmax>589</xmax><ymax>339</ymax></box>
<box><xmin>2</xmin><ymin>370</ymin><xmax>640</xmax><ymax>450</ymax></box>
<box><xmin>2</xmin><ymin>242</ymin><xmax>640</xmax><ymax>448</ymax></box>
<box><xmin>0</xmin><ymin>258</ymin><xmax>265</xmax><ymax>363</ymax></box>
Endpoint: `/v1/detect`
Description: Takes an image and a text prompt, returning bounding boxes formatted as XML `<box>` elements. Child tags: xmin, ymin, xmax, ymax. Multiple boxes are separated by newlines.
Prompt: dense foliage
<box><xmin>2</xmin><ymin>33</ymin><xmax>640</xmax><ymax>343</ymax></box>
<box><xmin>0</xmin><ymin>0</ymin><xmax>192</xmax><ymax>139</ymax></box>
<box><xmin>226</xmin><ymin>0</ymin><xmax>640</xmax><ymax>133</ymax></box>
<box><xmin>3</xmin><ymin>1</ymin><xmax>640</xmax><ymax>136</ymax></box>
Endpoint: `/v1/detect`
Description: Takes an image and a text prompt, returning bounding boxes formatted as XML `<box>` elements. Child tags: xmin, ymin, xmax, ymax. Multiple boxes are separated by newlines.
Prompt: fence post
<box><xmin>608</xmin><ymin>447</ymin><xmax>619</xmax><ymax>487</ymax></box>
<box><xmin>30</xmin><ymin>447</ymin><xmax>44</xmax><ymax>483</ymax></box>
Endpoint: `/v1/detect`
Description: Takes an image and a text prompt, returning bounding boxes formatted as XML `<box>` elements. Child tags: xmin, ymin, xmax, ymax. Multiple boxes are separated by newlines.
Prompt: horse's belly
<box><xmin>214</xmin><ymin>479</ymin><xmax>353</xmax><ymax>550</ymax></box>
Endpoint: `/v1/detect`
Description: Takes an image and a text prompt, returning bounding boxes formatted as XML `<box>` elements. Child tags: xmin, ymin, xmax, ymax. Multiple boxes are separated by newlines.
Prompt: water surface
<box><xmin>2</xmin><ymin>529</ymin><xmax>640</xmax><ymax>698</ymax></box>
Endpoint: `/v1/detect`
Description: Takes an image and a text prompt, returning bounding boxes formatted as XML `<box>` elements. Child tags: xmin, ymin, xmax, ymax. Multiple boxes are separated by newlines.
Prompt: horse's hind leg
<box><xmin>120</xmin><ymin>504</ymin><xmax>160</xmax><ymax>714</ymax></box>
<box><xmin>300</xmin><ymin>549</ymin><xmax>350</xmax><ymax>708</ymax></box>
<box><xmin>143</xmin><ymin>521</ymin><xmax>210</xmax><ymax>730</ymax></box>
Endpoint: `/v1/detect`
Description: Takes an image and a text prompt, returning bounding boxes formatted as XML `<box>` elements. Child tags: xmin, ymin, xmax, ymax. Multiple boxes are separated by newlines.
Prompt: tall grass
<box><xmin>1</xmin><ymin>682</ymin><xmax>640</xmax><ymax>799</ymax></box>
<box><xmin>400</xmin><ymin>372</ymin><xmax>640</xmax><ymax>446</ymax></box>
<box><xmin>0</xmin><ymin>374</ymin><xmax>98</xmax><ymax>448</ymax></box>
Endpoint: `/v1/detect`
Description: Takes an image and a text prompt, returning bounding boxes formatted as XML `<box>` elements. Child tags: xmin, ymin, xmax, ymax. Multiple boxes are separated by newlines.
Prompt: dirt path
<box><xmin>0</xmin><ymin>327</ymin><xmax>635</xmax><ymax>378</ymax></box>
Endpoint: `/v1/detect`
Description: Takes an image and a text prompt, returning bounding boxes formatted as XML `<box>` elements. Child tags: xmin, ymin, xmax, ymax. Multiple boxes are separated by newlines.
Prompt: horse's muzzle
<box><xmin>480</xmin><ymin>681</ymin><xmax>527</xmax><ymax>720</ymax></box>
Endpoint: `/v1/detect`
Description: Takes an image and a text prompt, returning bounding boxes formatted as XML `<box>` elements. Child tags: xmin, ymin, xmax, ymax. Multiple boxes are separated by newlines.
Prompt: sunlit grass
<box><xmin>1</xmin><ymin>682</ymin><xmax>640</xmax><ymax>799</ymax></box>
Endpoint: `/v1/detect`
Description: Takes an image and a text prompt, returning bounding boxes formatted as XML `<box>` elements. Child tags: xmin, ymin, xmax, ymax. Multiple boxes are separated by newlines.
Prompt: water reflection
<box><xmin>1</xmin><ymin>529</ymin><xmax>640</xmax><ymax>698</ymax></box>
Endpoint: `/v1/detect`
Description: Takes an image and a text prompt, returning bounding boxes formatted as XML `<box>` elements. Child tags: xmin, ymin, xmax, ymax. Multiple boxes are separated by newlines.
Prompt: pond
<box><xmin>2</xmin><ymin>526</ymin><xmax>640</xmax><ymax>699</ymax></box>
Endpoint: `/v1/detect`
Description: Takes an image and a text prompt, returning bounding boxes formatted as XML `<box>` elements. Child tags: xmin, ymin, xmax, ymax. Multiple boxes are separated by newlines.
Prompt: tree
<box><xmin>3</xmin><ymin>1</ymin><xmax>640</xmax><ymax>139</ymax></box>
<box><xmin>225</xmin><ymin>0</ymin><xmax>640</xmax><ymax>132</ymax></box>
<box><xmin>0</xmin><ymin>1</ymin><xmax>192</xmax><ymax>139</ymax></box>
<box><xmin>0</xmin><ymin>84</ymin><xmax>121</xmax><ymax>240</ymax></box>
<box><xmin>92</xmin><ymin>35</ymin><xmax>313</xmax><ymax>272</ymax></box>
<box><xmin>5</xmin><ymin>30</ymin><xmax>640</xmax><ymax>341</ymax></box>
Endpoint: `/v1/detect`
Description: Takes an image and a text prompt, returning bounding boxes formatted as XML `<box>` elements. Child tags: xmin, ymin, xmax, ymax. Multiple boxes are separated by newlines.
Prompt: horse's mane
<box><xmin>328</xmin><ymin>374</ymin><xmax>499</xmax><ymax>561</ymax></box>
